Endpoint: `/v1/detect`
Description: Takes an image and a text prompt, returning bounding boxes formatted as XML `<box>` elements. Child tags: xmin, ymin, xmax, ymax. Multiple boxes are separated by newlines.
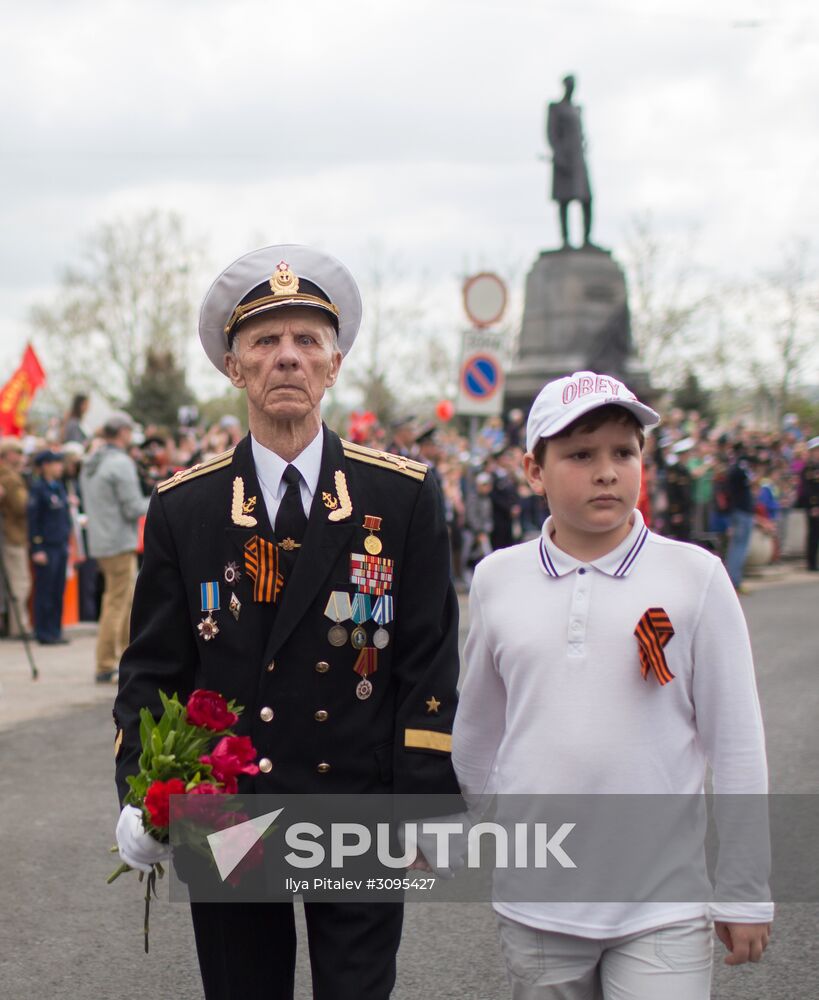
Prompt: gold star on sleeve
<box><xmin>425</xmin><ymin>696</ymin><xmax>441</xmax><ymax>714</ymax></box>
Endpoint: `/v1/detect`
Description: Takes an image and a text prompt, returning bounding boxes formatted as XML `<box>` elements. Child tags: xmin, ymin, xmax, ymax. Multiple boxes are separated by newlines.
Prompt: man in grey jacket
<box><xmin>80</xmin><ymin>413</ymin><xmax>149</xmax><ymax>682</ymax></box>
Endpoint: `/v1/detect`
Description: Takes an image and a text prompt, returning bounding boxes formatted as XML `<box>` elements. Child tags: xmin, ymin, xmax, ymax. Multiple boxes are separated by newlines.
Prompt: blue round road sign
<box><xmin>462</xmin><ymin>353</ymin><xmax>500</xmax><ymax>399</ymax></box>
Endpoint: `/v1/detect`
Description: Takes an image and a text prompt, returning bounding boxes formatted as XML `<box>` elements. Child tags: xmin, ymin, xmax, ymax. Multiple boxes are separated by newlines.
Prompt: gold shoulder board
<box><xmin>157</xmin><ymin>447</ymin><xmax>235</xmax><ymax>493</ymax></box>
<box><xmin>341</xmin><ymin>439</ymin><xmax>427</xmax><ymax>482</ymax></box>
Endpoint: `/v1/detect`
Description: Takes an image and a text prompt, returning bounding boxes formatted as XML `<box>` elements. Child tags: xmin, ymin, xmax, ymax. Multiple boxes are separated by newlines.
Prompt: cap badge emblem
<box><xmin>270</xmin><ymin>260</ymin><xmax>299</xmax><ymax>296</ymax></box>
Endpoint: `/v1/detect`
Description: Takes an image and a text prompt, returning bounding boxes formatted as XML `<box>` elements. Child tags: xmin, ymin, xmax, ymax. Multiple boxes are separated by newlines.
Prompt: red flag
<box><xmin>0</xmin><ymin>344</ymin><xmax>47</xmax><ymax>437</ymax></box>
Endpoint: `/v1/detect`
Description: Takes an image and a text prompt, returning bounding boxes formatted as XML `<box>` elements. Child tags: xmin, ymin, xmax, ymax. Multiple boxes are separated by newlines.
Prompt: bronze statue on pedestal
<box><xmin>546</xmin><ymin>74</ymin><xmax>594</xmax><ymax>249</ymax></box>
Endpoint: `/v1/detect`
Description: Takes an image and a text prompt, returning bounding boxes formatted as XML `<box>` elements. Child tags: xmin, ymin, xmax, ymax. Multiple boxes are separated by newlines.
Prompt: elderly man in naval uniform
<box><xmin>113</xmin><ymin>245</ymin><xmax>461</xmax><ymax>1000</ymax></box>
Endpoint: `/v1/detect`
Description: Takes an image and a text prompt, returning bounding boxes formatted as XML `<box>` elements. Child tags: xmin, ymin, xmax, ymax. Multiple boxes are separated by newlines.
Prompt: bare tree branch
<box><xmin>29</xmin><ymin>210</ymin><xmax>204</xmax><ymax>406</ymax></box>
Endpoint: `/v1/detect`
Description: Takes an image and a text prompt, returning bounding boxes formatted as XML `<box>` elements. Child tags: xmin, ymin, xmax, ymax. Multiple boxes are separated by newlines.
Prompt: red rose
<box><xmin>144</xmin><ymin>778</ymin><xmax>186</xmax><ymax>829</ymax></box>
<box><xmin>185</xmin><ymin>782</ymin><xmax>227</xmax><ymax>825</ymax></box>
<box><xmin>188</xmin><ymin>782</ymin><xmax>224</xmax><ymax>795</ymax></box>
<box><xmin>200</xmin><ymin>735</ymin><xmax>259</xmax><ymax>791</ymax></box>
<box><xmin>186</xmin><ymin>689</ymin><xmax>239</xmax><ymax>731</ymax></box>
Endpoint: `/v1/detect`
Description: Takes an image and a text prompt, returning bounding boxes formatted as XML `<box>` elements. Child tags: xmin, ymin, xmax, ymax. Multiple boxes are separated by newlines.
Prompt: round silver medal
<box><xmin>327</xmin><ymin>624</ymin><xmax>348</xmax><ymax>647</ymax></box>
<box><xmin>372</xmin><ymin>627</ymin><xmax>390</xmax><ymax>649</ymax></box>
<box><xmin>356</xmin><ymin>678</ymin><xmax>373</xmax><ymax>700</ymax></box>
<box><xmin>351</xmin><ymin>625</ymin><xmax>368</xmax><ymax>649</ymax></box>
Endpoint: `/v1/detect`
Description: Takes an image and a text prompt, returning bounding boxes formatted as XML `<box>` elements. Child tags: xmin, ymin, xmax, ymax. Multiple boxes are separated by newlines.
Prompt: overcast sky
<box><xmin>1</xmin><ymin>0</ymin><xmax>816</xmax><ymax>395</ymax></box>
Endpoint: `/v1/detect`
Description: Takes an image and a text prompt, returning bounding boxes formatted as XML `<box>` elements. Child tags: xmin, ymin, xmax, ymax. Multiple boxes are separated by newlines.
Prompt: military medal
<box><xmin>197</xmin><ymin>615</ymin><xmax>219</xmax><ymax>641</ymax></box>
<box><xmin>353</xmin><ymin>647</ymin><xmax>377</xmax><ymax>700</ymax></box>
<box><xmin>229</xmin><ymin>592</ymin><xmax>241</xmax><ymax>621</ymax></box>
<box><xmin>197</xmin><ymin>581</ymin><xmax>221</xmax><ymax>640</ymax></box>
<box><xmin>372</xmin><ymin>595</ymin><xmax>393</xmax><ymax>649</ymax></box>
<box><xmin>350</xmin><ymin>592</ymin><xmax>371</xmax><ymax>649</ymax></box>
<box><xmin>363</xmin><ymin>515</ymin><xmax>383</xmax><ymax>555</ymax></box>
<box><xmin>327</xmin><ymin>624</ymin><xmax>347</xmax><ymax>647</ymax></box>
<box><xmin>324</xmin><ymin>592</ymin><xmax>352</xmax><ymax>646</ymax></box>
<box><xmin>224</xmin><ymin>561</ymin><xmax>241</xmax><ymax>585</ymax></box>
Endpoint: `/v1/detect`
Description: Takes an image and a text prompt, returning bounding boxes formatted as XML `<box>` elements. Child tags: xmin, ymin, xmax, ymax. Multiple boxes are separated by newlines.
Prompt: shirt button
<box><xmin>317</xmin><ymin>762</ymin><xmax>331</xmax><ymax>774</ymax></box>
<box><xmin>260</xmin><ymin>706</ymin><xmax>274</xmax><ymax>722</ymax></box>
<box><xmin>314</xmin><ymin>709</ymin><xmax>329</xmax><ymax>722</ymax></box>
<box><xmin>266</xmin><ymin>660</ymin><xmax>276</xmax><ymax>672</ymax></box>
<box><xmin>259</xmin><ymin>758</ymin><xmax>273</xmax><ymax>773</ymax></box>
<box><xmin>315</xmin><ymin>661</ymin><xmax>330</xmax><ymax>673</ymax></box>
<box><xmin>572</xmin><ymin>622</ymin><xmax>581</xmax><ymax>632</ymax></box>
<box><xmin>578</xmin><ymin>568</ymin><xmax>587</xmax><ymax>575</ymax></box>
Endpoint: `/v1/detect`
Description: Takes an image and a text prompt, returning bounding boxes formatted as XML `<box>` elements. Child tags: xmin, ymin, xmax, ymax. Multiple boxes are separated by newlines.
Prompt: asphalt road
<box><xmin>0</xmin><ymin>579</ymin><xmax>817</xmax><ymax>999</ymax></box>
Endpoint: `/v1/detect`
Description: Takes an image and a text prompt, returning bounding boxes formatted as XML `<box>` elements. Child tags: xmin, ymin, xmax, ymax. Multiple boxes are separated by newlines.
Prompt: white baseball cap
<box><xmin>199</xmin><ymin>244</ymin><xmax>362</xmax><ymax>375</ymax></box>
<box><xmin>526</xmin><ymin>371</ymin><xmax>660</xmax><ymax>452</ymax></box>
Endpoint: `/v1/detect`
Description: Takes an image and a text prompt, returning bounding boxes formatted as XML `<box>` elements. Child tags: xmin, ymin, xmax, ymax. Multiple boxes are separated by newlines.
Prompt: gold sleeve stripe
<box><xmin>341</xmin><ymin>440</ymin><xmax>428</xmax><ymax>482</ymax></box>
<box><xmin>404</xmin><ymin>729</ymin><xmax>452</xmax><ymax>753</ymax></box>
<box><xmin>157</xmin><ymin>447</ymin><xmax>236</xmax><ymax>492</ymax></box>
<box><xmin>114</xmin><ymin>729</ymin><xmax>123</xmax><ymax>758</ymax></box>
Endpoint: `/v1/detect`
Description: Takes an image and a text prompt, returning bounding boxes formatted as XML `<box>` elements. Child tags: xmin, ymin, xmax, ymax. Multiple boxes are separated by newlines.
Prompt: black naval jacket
<box><xmin>114</xmin><ymin>428</ymin><xmax>462</xmax><ymax>805</ymax></box>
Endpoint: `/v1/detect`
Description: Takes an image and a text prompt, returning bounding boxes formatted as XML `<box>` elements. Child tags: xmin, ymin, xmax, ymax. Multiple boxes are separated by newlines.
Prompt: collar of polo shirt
<box><xmin>538</xmin><ymin>509</ymin><xmax>650</xmax><ymax>579</ymax></box>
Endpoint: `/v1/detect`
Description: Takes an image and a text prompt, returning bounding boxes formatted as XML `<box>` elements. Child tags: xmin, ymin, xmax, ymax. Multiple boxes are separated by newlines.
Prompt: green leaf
<box><xmin>139</xmin><ymin>708</ymin><xmax>156</xmax><ymax>751</ymax></box>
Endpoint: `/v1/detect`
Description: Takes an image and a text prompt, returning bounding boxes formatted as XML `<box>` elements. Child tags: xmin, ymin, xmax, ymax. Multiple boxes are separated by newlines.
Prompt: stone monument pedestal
<box><xmin>505</xmin><ymin>246</ymin><xmax>651</xmax><ymax>414</ymax></box>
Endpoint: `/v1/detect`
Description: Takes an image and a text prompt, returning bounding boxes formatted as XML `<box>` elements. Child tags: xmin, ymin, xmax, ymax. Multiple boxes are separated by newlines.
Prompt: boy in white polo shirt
<box><xmin>452</xmin><ymin>372</ymin><xmax>772</xmax><ymax>999</ymax></box>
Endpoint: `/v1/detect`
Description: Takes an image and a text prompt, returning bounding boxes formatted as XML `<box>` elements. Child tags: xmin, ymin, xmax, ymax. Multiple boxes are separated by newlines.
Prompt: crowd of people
<box><xmin>2</xmin><ymin>239</ymin><xmax>811</xmax><ymax>997</ymax></box>
<box><xmin>1</xmin><ymin>392</ymin><xmax>818</xmax><ymax>656</ymax></box>
<box><xmin>378</xmin><ymin>406</ymin><xmax>819</xmax><ymax>591</ymax></box>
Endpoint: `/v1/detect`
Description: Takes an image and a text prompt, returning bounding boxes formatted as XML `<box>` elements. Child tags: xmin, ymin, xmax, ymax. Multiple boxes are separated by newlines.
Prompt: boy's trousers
<box><xmin>497</xmin><ymin>913</ymin><xmax>713</xmax><ymax>1000</ymax></box>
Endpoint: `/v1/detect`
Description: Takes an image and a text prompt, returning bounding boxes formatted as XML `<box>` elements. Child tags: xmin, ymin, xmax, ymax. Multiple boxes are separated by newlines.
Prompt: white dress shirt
<box><xmin>250</xmin><ymin>426</ymin><xmax>324</xmax><ymax>525</ymax></box>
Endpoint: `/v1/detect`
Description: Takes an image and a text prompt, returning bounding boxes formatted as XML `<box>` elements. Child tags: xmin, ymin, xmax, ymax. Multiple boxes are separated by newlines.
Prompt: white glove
<box><xmin>116</xmin><ymin>804</ymin><xmax>171</xmax><ymax>873</ymax></box>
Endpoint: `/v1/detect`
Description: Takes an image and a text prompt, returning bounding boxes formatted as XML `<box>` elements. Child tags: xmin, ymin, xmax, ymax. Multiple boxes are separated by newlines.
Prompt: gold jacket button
<box><xmin>259</xmin><ymin>758</ymin><xmax>273</xmax><ymax>773</ymax></box>
<box><xmin>317</xmin><ymin>762</ymin><xmax>331</xmax><ymax>774</ymax></box>
<box><xmin>314</xmin><ymin>709</ymin><xmax>328</xmax><ymax>722</ymax></box>
<box><xmin>266</xmin><ymin>660</ymin><xmax>276</xmax><ymax>672</ymax></box>
<box><xmin>315</xmin><ymin>661</ymin><xmax>330</xmax><ymax>673</ymax></box>
<box><xmin>260</xmin><ymin>706</ymin><xmax>274</xmax><ymax>722</ymax></box>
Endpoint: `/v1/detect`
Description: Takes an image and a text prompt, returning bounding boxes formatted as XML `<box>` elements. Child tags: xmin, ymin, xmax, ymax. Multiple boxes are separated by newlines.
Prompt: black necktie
<box><xmin>275</xmin><ymin>465</ymin><xmax>308</xmax><ymax>548</ymax></box>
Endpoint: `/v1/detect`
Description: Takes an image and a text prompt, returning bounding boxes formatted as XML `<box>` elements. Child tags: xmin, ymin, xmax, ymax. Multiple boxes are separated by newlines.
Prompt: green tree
<box><xmin>197</xmin><ymin>387</ymin><xmax>248</xmax><ymax>431</ymax></box>
<box><xmin>30</xmin><ymin>209</ymin><xmax>205</xmax><ymax>406</ymax></box>
<box><xmin>128</xmin><ymin>347</ymin><xmax>196</xmax><ymax>429</ymax></box>
<box><xmin>672</xmin><ymin>371</ymin><xmax>714</xmax><ymax>422</ymax></box>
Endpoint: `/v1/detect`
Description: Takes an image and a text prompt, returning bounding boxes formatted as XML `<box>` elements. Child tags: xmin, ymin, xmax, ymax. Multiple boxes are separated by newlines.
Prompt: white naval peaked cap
<box><xmin>199</xmin><ymin>244</ymin><xmax>363</xmax><ymax>375</ymax></box>
<box><xmin>526</xmin><ymin>371</ymin><xmax>660</xmax><ymax>453</ymax></box>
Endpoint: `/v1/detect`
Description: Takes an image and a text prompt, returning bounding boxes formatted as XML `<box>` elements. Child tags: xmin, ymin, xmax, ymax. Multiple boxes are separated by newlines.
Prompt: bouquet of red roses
<box><xmin>108</xmin><ymin>688</ymin><xmax>260</xmax><ymax>950</ymax></box>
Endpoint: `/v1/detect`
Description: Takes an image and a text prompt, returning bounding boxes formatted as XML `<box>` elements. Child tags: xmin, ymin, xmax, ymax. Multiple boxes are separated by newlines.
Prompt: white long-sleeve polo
<box><xmin>452</xmin><ymin>510</ymin><xmax>773</xmax><ymax>936</ymax></box>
